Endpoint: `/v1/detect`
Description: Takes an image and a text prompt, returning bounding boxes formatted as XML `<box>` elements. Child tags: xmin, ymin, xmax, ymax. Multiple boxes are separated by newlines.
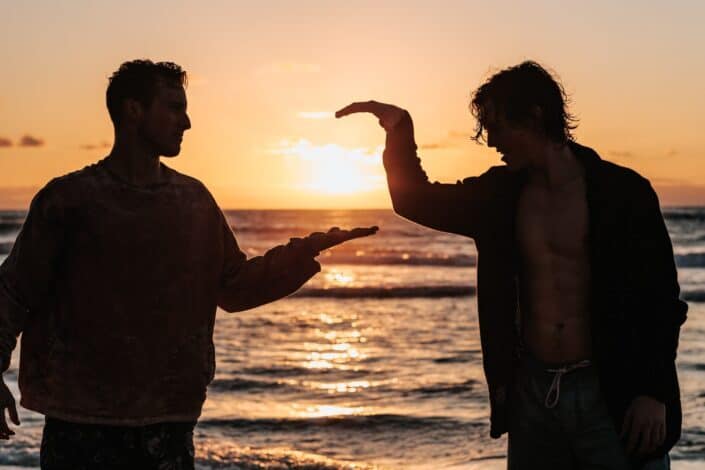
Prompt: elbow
<box><xmin>388</xmin><ymin>188</ymin><xmax>416</xmax><ymax>219</ymax></box>
<box><xmin>217</xmin><ymin>291</ymin><xmax>258</xmax><ymax>313</ymax></box>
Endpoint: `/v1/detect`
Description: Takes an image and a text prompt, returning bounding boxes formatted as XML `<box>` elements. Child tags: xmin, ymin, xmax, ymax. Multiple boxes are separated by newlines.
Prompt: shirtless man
<box><xmin>336</xmin><ymin>61</ymin><xmax>687</xmax><ymax>469</ymax></box>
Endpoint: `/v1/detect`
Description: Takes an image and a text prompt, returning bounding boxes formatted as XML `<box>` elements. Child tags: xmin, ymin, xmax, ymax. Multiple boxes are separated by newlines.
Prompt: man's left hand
<box><xmin>620</xmin><ymin>395</ymin><xmax>666</xmax><ymax>456</ymax></box>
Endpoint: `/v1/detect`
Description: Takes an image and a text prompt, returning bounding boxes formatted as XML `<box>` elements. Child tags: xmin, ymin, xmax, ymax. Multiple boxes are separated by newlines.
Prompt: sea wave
<box><xmin>0</xmin><ymin>221</ymin><xmax>22</xmax><ymax>234</ymax></box>
<box><xmin>411</xmin><ymin>379</ymin><xmax>480</xmax><ymax>397</ymax></box>
<box><xmin>195</xmin><ymin>442</ymin><xmax>379</xmax><ymax>470</ymax></box>
<box><xmin>208</xmin><ymin>376</ymin><xmax>482</xmax><ymax>399</ymax></box>
<box><xmin>198</xmin><ymin>414</ymin><xmax>475</xmax><ymax>432</ymax></box>
<box><xmin>237</xmin><ymin>366</ymin><xmax>375</xmax><ymax>379</ymax></box>
<box><xmin>232</xmin><ymin>224</ymin><xmax>430</xmax><ymax>238</ymax></box>
<box><xmin>318</xmin><ymin>254</ymin><xmax>475</xmax><ymax>267</ymax></box>
<box><xmin>665</xmin><ymin>210</ymin><xmax>705</xmax><ymax>222</ymax></box>
<box><xmin>295</xmin><ymin>286</ymin><xmax>475</xmax><ymax>299</ymax></box>
<box><xmin>676</xmin><ymin>253</ymin><xmax>705</xmax><ymax>268</ymax></box>
<box><xmin>209</xmin><ymin>378</ymin><xmax>287</xmax><ymax>392</ymax></box>
<box><xmin>683</xmin><ymin>290</ymin><xmax>705</xmax><ymax>303</ymax></box>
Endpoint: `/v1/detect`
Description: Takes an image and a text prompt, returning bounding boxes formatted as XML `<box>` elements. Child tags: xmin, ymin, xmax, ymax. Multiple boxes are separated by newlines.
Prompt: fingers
<box><xmin>305</xmin><ymin>226</ymin><xmax>378</xmax><ymax>254</ymax></box>
<box><xmin>302</xmin><ymin>257</ymin><xmax>321</xmax><ymax>277</ymax></box>
<box><xmin>8</xmin><ymin>402</ymin><xmax>19</xmax><ymax>426</ymax></box>
<box><xmin>647</xmin><ymin>423</ymin><xmax>663</xmax><ymax>454</ymax></box>
<box><xmin>348</xmin><ymin>226</ymin><xmax>379</xmax><ymax>239</ymax></box>
<box><xmin>636</xmin><ymin>423</ymin><xmax>653</xmax><ymax>455</ymax></box>
<box><xmin>620</xmin><ymin>407</ymin><xmax>636</xmax><ymax>453</ymax></box>
<box><xmin>623</xmin><ymin>418</ymin><xmax>663</xmax><ymax>456</ymax></box>
<box><xmin>335</xmin><ymin>101</ymin><xmax>380</xmax><ymax>118</ymax></box>
<box><xmin>0</xmin><ymin>407</ymin><xmax>14</xmax><ymax>440</ymax></box>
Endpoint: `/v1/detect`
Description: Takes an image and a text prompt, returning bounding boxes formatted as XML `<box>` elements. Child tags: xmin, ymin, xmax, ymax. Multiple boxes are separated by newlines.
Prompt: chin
<box><xmin>503</xmin><ymin>158</ymin><xmax>527</xmax><ymax>172</ymax></box>
<box><xmin>161</xmin><ymin>146</ymin><xmax>181</xmax><ymax>158</ymax></box>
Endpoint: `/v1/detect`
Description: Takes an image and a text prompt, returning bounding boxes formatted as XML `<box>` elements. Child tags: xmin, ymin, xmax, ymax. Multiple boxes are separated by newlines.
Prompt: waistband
<box><xmin>519</xmin><ymin>350</ymin><xmax>593</xmax><ymax>373</ymax></box>
<box><xmin>518</xmin><ymin>350</ymin><xmax>593</xmax><ymax>408</ymax></box>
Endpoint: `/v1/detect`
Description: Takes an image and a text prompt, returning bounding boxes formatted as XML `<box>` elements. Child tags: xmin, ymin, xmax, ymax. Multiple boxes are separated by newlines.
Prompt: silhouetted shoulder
<box><xmin>161</xmin><ymin>163</ymin><xmax>210</xmax><ymax>191</ymax></box>
<box><xmin>160</xmin><ymin>164</ymin><xmax>223</xmax><ymax>211</ymax></box>
<box><xmin>573</xmin><ymin>142</ymin><xmax>659</xmax><ymax>213</ymax></box>
<box><xmin>28</xmin><ymin>163</ymin><xmax>106</xmax><ymax>214</ymax></box>
<box><xmin>459</xmin><ymin>165</ymin><xmax>524</xmax><ymax>200</ymax></box>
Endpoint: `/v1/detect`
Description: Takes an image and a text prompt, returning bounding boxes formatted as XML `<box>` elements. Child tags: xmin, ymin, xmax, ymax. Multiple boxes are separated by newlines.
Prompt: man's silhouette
<box><xmin>336</xmin><ymin>61</ymin><xmax>686</xmax><ymax>469</ymax></box>
<box><xmin>0</xmin><ymin>59</ymin><xmax>376</xmax><ymax>469</ymax></box>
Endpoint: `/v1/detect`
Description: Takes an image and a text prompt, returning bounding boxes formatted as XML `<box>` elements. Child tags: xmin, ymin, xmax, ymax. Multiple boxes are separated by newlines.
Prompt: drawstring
<box><xmin>544</xmin><ymin>360</ymin><xmax>592</xmax><ymax>408</ymax></box>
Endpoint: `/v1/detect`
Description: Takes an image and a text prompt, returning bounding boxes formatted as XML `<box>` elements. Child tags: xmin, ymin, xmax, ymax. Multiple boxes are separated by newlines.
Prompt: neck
<box><xmin>104</xmin><ymin>132</ymin><xmax>163</xmax><ymax>187</ymax></box>
<box><xmin>527</xmin><ymin>141</ymin><xmax>581</xmax><ymax>189</ymax></box>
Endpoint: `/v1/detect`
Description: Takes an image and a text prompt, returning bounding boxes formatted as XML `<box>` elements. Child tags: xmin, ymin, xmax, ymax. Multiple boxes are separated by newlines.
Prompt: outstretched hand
<box><xmin>300</xmin><ymin>226</ymin><xmax>378</xmax><ymax>256</ymax></box>
<box><xmin>335</xmin><ymin>101</ymin><xmax>406</xmax><ymax>131</ymax></box>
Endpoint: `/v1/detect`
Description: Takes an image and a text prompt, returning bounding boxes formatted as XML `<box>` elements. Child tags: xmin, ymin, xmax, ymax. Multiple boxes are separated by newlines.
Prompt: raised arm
<box><xmin>217</xmin><ymin>214</ymin><xmax>376</xmax><ymax>312</ymax></box>
<box><xmin>336</xmin><ymin>101</ymin><xmax>496</xmax><ymax>238</ymax></box>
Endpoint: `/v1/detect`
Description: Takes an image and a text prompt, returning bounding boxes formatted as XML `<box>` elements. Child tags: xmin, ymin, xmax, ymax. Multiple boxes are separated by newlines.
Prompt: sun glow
<box><xmin>273</xmin><ymin>139</ymin><xmax>384</xmax><ymax>195</ymax></box>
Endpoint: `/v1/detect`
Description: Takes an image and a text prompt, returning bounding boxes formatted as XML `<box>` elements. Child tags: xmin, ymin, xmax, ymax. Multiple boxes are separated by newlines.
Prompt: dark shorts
<box><xmin>40</xmin><ymin>417</ymin><xmax>196</xmax><ymax>470</ymax></box>
<box><xmin>508</xmin><ymin>354</ymin><xmax>670</xmax><ymax>470</ymax></box>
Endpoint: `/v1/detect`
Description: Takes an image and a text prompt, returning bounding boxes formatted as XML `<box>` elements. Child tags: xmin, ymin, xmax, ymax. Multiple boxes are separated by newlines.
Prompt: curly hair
<box><xmin>470</xmin><ymin>61</ymin><xmax>577</xmax><ymax>143</ymax></box>
<box><xmin>106</xmin><ymin>59</ymin><xmax>187</xmax><ymax>126</ymax></box>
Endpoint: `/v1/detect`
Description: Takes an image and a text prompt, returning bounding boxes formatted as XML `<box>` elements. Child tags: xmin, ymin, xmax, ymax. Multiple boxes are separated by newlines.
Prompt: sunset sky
<box><xmin>1</xmin><ymin>0</ymin><xmax>704</xmax><ymax>209</ymax></box>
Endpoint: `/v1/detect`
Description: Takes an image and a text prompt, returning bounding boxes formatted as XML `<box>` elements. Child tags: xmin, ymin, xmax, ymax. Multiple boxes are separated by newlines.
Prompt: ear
<box><xmin>123</xmin><ymin>98</ymin><xmax>144</xmax><ymax>124</ymax></box>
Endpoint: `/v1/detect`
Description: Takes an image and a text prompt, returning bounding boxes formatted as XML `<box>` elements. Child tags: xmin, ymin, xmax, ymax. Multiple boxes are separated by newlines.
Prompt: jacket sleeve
<box><xmin>383</xmin><ymin>111</ymin><xmax>497</xmax><ymax>239</ymax></box>
<box><xmin>0</xmin><ymin>183</ymin><xmax>65</xmax><ymax>373</ymax></box>
<box><xmin>217</xmin><ymin>212</ymin><xmax>321</xmax><ymax>313</ymax></box>
<box><xmin>626</xmin><ymin>179</ymin><xmax>687</xmax><ymax>402</ymax></box>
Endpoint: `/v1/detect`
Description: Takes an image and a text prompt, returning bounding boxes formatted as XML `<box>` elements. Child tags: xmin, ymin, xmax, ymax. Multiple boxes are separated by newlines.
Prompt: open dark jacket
<box><xmin>383</xmin><ymin>112</ymin><xmax>688</xmax><ymax>459</ymax></box>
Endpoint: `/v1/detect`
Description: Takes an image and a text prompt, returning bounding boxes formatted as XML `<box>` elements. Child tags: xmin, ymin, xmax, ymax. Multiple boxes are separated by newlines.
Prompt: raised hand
<box><xmin>335</xmin><ymin>101</ymin><xmax>406</xmax><ymax>131</ymax></box>
<box><xmin>295</xmin><ymin>226</ymin><xmax>378</xmax><ymax>256</ymax></box>
<box><xmin>0</xmin><ymin>376</ymin><xmax>20</xmax><ymax>440</ymax></box>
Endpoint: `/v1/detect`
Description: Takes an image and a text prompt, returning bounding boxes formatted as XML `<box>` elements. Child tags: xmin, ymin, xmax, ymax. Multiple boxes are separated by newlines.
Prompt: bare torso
<box><xmin>516</xmin><ymin>164</ymin><xmax>592</xmax><ymax>364</ymax></box>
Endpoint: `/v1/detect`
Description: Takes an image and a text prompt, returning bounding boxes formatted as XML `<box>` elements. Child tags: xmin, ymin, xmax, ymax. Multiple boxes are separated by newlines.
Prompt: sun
<box><xmin>274</xmin><ymin>139</ymin><xmax>384</xmax><ymax>195</ymax></box>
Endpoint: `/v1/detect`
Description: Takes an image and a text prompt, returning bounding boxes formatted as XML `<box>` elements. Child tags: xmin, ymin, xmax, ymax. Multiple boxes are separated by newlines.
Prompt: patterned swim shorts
<box><xmin>40</xmin><ymin>417</ymin><xmax>196</xmax><ymax>470</ymax></box>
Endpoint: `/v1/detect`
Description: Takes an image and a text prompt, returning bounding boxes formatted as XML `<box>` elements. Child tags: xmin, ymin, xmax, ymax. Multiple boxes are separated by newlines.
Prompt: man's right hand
<box><xmin>0</xmin><ymin>375</ymin><xmax>20</xmax><ymax>439</ymax></box>
<box><xmin>335</xmin><ymin>101</ymin><xmax>406</xmax><ymax>131</ymax></box>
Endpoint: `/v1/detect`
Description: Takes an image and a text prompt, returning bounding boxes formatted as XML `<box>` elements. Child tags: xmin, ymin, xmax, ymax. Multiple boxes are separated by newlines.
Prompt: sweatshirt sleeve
<box><xmin>216</xmin><ymin>212</ymin><xmax>320</xmax><ymax>313</ymax></box>
<box><xmin>627</xmin><ymin>179</ymin><xmax>688</xmax><ymax>402</ymax></box>
<box><xmin>383</xmin><ymin>111</ymin><xmax>496</xmax><ymax>238</ymax></box>
<box><xmin>0</xmin><ymin>183</ymin><xmax>65</xmax><ymax>372</ymax></box>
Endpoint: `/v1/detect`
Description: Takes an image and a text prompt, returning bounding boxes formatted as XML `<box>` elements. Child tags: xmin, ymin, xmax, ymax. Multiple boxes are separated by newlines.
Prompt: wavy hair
<box><xmin>470</xmin><ymin>61</ymin><xmax>577</xmax><ymax>143</ymax></box>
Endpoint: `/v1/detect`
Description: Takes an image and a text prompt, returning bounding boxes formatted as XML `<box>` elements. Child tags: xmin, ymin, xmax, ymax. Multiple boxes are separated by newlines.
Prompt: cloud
<box><xmin>419</xmin><ymin>143</ymin><xmax>448</xmax><ymax>150</ymax></box>
<box><xmin>297</xmin><ymin>111</ymin><xmax>333</xmax><ymax>120</ymax></box>
<box><xmin>19</xmin><ymin>135</ymin><xmax>44</xmax><ymax>147</ymax></box>
<box><xmin>80</xmin><ymin>141</ymin><xmax>111</xmax><ymax>151</ymax></box>
<box><xmin>0</xmin><ymin>137</ymin><xmax>12</xmax><ymax>147</ymax></box>
<box><xmin>609</xmin><ymin>149</ymin><xmax>680</xmax><ymax>159</ymax></box>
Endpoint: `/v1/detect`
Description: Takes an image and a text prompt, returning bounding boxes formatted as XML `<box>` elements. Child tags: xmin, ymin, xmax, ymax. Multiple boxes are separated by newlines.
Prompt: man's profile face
<box><xmin>481</xmin><ymin>103</ymin><xmax>542</xmax><ymax>171</ymax></box>
<box><xmin>138</xmin><ymin>82</ymin><xmax>191</xmax><ymax>157</ymax></box>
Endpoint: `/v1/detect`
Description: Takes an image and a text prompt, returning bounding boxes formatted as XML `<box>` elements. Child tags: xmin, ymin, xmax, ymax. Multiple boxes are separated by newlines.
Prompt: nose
<box><xmin>183</xmin><ymin>113</ymin><xmax>192</xmax><ymax>131</ymax></box>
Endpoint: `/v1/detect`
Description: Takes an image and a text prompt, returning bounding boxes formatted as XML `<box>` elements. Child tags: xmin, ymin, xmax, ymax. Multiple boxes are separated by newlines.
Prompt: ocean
<box><xmin>0</xmin><ymin>208</ymin><xmax>704</xmax><ymax>469</ymax></box>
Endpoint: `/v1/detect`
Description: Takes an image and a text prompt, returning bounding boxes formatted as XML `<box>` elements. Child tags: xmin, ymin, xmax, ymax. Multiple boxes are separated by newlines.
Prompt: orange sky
<box><xmin>1</xmin><ymin>1</ymin><xmax>704</xmax><ymax>209</ymax></box>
